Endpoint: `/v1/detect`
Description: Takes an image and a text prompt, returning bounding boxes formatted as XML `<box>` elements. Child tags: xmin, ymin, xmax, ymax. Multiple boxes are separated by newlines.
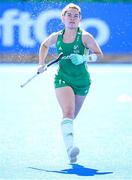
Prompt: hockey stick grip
<box><xmin>20</xmin><ymin>53</ymin><xmax>63</xmax><ymax>88</ymax></box>
<box><xmin>37</xmin><ymin>52</ymin><xmax>63</xmax><ymax>74</ymax></box>
<box><xmin>47</xmin><ymin>52</ymin><xmax>63</xmax><ymax>67</ymax></box>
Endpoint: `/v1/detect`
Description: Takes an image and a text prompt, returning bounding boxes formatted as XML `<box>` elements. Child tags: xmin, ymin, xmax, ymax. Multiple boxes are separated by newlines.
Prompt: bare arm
<box><xmin>39</xmin><ymin>32</ymin><xmax>59</xmax><ymax>65</ymax></box>
<box><xmin>82</xmin><ymin>31</ymin><xmax>103</xmax><ymax>59</ymax></box>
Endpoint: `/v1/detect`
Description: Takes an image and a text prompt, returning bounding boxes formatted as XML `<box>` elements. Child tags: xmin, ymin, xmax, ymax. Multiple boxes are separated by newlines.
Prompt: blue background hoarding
<box><xmin>0</xmin><ymin>2</ymin><xmax>132</xmax><ymax>54</ymax></box>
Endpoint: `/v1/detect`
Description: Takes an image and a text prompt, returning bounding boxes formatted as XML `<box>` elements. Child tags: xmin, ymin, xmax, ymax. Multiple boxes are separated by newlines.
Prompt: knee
<box><xmin>63</xmin><ymin>106</ymin><xmax>75</xmax><ymax>119</ymax></box>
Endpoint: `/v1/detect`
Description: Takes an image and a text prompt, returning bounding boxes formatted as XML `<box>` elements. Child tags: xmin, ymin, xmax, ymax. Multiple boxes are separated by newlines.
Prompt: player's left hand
<box><xmin>69</xmin><ymin>54</ymin><xmax>87</xmax><ymax>65</ymax></box>
<box><xmin>69</xmin><ymin>53</ymin><xmax>98</xmax><ymax>65</ymax></box>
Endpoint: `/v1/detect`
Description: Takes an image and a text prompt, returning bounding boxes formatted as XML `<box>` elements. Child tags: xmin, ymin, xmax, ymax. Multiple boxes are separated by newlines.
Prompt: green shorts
<box><xmin>54</xmin><ymin>74</ymin><xmax>91</xmax><ymax>96</ymax></box>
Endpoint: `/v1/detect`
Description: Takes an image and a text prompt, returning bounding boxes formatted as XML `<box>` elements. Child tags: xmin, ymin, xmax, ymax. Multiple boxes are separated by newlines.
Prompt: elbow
<box><xmin>97</xmin><ymin>51</ymin><xmax>104</xmax><ymax>60</ymax></box>
<box><xmin>41</xmin><ymin>43</ymin><xmax>48</xmax><ymax>50</ymax></box>
<box><xmin>100</xmin><ymin>52</ymin><xmax>104</xmax><ymax>59</ymax></box>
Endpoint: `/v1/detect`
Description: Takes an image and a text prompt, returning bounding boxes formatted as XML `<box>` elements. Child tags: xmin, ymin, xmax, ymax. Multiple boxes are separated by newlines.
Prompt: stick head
<box><xmin>20</xmin><ymin>84</ymin><xmax>24</xmax><ymax>88</ymax></box>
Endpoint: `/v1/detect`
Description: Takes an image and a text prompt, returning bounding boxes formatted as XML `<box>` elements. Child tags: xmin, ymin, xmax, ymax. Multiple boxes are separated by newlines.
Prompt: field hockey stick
<box><xmin>20</xmin><ymin>52</ymin><xmax>63</xmax><ymax>88</ymax></box>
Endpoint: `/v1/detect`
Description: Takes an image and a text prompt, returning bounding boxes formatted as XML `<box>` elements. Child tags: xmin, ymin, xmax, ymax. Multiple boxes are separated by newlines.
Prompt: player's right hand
<box><xmin>37</xmin><ymin>64</ymin><xmax>47</xmax><ymax>74</ymax></box>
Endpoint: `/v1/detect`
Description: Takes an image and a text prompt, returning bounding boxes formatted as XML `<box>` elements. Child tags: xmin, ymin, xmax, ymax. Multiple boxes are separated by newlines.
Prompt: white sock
<box><xmin>61</xmin><ymin>118</ymin><xmax>74</xmax><ymax>151</ymax></box>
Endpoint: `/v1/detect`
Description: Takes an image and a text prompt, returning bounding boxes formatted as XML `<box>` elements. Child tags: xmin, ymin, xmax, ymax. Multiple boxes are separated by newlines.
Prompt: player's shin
<box><xmin>61</xmin><ymin>118</ymin><xmax>80</xmax><ymax>163</ymax></box>
<box><xmin>61</xmin><ymin>118</ymin><xmax>74</xmax><ymax>151</ymax></box>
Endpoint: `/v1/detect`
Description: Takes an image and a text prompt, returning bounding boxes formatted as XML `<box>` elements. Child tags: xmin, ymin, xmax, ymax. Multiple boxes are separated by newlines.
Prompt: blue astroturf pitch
<box><xmin>0</xmin><ymin>63</ymin><xmax>132</xmax><ymax>179</ymax></box>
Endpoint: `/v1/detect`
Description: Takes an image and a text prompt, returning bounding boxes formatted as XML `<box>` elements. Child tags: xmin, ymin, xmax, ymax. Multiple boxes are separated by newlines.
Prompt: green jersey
<box><xmin>54</xmin><ymin>28</ymin><xmax>91</xmax><ymax>96</ymax></box>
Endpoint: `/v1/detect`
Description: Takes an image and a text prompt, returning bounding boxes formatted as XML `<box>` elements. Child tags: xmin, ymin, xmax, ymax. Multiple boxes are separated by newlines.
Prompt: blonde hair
<box><xmin>61</xmin><ymin>3</ymin><xmax>81</xmax><ymax>17</ymax></box>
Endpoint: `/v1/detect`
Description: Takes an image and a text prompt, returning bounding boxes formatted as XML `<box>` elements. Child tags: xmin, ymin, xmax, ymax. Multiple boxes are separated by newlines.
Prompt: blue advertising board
<box><xmin>0</xmin><ymin>2</ymin><xmax>132</xmax><ymax>54</ymax></box>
